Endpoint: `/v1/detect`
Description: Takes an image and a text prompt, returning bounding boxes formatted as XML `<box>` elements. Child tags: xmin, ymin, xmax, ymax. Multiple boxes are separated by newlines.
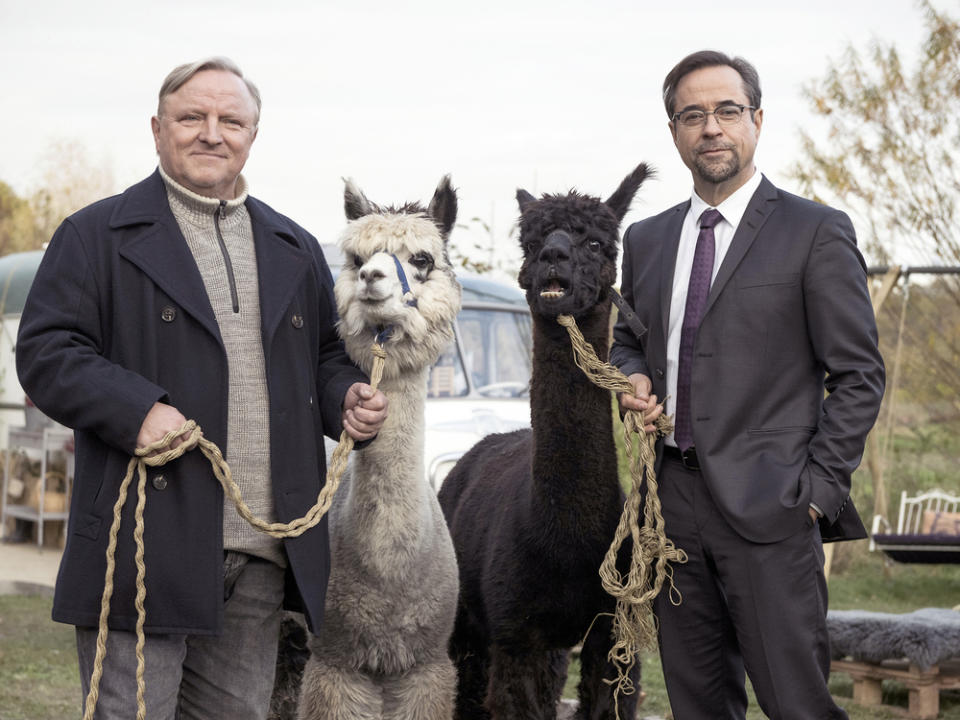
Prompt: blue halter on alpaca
<box><xmin>393</xmin><ymin>254</ymin><xmax>419</xmax><ymax>309</ymax></box>
<box><xmin>374</xmin><ymin>254</ymin><xmax>419</xmax><ymax>345</ymax></box>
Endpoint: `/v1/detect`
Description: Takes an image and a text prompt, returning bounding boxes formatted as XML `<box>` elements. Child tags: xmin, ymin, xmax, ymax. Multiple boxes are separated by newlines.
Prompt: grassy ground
<box><xmin>0</xmin><ymin>594</ymin><xmax>77</xmax><ymax>720</ymax></box>
<box><xmin>3</xmin><ymin>549</ymin><xmax>958</xmax><ymax>719</ymax></box>
<box><xmin>562</xmin><ymin>543</ymin><xmax>960</xmax><ymax>719</ymax></box>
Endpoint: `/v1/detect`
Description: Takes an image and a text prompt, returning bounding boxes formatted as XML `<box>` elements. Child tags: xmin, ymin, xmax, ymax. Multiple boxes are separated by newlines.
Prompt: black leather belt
<box><xmin>663</xmin><ymin>445</ymin><xmax>700</xmax><ymax>471</ymax></box>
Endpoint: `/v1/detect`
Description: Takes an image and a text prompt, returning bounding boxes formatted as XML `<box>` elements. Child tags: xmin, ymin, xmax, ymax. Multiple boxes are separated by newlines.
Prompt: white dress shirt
<box><xmin>664</xmin><ymin>169</ymin><xmax>764</xmax><ymax>447</ymax></box>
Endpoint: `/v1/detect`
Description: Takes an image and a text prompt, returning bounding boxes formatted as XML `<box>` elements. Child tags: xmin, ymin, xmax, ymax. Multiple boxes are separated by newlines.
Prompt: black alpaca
<box><xmin>438</xmin><ymin>164</ymin><xmax>652</xmax><ymax>720</ymax></box>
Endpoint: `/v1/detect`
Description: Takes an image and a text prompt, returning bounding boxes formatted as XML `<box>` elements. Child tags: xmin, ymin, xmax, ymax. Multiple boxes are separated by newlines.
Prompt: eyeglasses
<box><xmin>672</xmin><ymin>104</ymin><xmax>756</xmax><ymax>128</ymax></box>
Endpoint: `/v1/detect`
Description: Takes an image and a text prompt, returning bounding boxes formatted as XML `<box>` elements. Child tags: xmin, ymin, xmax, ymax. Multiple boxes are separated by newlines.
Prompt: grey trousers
<box><xmin>77</xmin><ymin>552</ymin><xmax>285</xmax><ymax>720</ymax></box>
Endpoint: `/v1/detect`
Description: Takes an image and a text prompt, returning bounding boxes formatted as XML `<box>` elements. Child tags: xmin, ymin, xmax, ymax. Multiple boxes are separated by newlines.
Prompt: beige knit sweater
<box><xmin>160</xmin><ymin>166</ymin><xmax>283</xmax><ymax>567</ymax></box>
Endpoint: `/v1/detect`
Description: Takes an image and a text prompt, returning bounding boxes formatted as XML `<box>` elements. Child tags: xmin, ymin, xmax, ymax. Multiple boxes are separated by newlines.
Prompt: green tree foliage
<box><xmin>450</xmin><ymin>215</ymin><xmax>520</xmax><ymax>279</ymax></box>
<box><xmin>29</xmin><ymin>140</ymin><xmax>116</xmax><ymax>244</ymax></box>
<box><xmin>793</xmin><ymin>0</ymin><xmax>960</xmax><ymax>267</ymax></box>
<box><xmin>0</xmin><ymin>140</ymin><xmax>116</xmax><ymax>257</ymax></box>
<box><xmin>794</xmin><ymin>3</ymin><xmax>960</xmax><ymax>525</ymax></box>
<box><xmin>0</xmin><ymin>181</ymin><xmax>43</xmax><ymax>255</ymax></box>
<box><xmin>794</xmin><ymin>1</ymin><xmax>960</xmax><ymax>429</ymax></box>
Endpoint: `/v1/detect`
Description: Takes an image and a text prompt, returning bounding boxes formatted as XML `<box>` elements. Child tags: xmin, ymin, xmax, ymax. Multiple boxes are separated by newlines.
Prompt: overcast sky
<box><xmin>0</xmin><ymin>0</ymin><xmax>941</xmax><ymax>273</ymax></box>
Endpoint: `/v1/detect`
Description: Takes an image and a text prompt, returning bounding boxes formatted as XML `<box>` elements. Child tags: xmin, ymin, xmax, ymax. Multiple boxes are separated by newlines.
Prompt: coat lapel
<box><xmin>113</xmin><ymin>172</ymin><xmax>222</xmax><ymax>341</ymax></box>
<box><xmin>660</xmin><ymin>202</ymin><xmax>689</xmax><ymax>343</ymax></box>
<box><xmin>246</xmin><ymin>199</ymin><xmax>312</xmax><ymax>348</ymax></box>
<box><xmin>703</xmin><ymin>177</ymin><xmax>779</xmax><ymax>316</ymax></box>
<box><xmin>110</xmin><ymin>172</ymin><xmax>315</xmax><ymax>351</ymax></box>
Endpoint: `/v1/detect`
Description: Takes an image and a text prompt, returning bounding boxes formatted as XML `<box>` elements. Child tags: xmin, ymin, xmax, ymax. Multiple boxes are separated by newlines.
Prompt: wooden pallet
<box><xmin>832</xmin><ymin>657</ymin><xmax>960</xmax><ymax>719</ymax></box>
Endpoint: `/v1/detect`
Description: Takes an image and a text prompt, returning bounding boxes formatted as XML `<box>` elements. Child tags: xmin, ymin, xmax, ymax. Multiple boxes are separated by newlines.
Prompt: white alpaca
<box><xmin>298</xmin><ymin>176</ymin><xmax>462</xmax><ymax>720</ymax></box>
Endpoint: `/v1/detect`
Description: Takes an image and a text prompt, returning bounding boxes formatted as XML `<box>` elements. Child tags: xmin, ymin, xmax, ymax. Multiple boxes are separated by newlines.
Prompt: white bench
<box><xmin>870</xmin><ymin>489</ymin><xmax>960</xmax><ymax>563</ymax></box>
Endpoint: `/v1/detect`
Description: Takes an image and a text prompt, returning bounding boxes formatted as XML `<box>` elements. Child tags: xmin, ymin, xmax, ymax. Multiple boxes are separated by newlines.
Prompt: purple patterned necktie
<box><xmin>674</xmin><ymin>208</ymin><xmax>722</xmax><ymax>451</ymax></box>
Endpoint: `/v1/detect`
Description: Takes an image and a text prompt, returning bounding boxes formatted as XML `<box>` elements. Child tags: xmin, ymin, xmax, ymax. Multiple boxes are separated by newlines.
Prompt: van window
<box><xmin>455</xmin><ymin>308</ymin><xmax>531</xmax><ymax>398</ymax></box>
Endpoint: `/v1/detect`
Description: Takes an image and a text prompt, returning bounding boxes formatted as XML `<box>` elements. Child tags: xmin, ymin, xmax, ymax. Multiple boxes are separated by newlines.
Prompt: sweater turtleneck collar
<box><xmin>158</xmin><ymin>165</ymin><xmax>249</xmax><ymax>225</ymax></box>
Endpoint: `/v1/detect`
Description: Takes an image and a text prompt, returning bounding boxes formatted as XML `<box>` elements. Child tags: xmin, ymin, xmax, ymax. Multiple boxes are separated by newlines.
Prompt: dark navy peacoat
<box><xmin>16</xmin><ymin>170</ymin><xmax>367</xmax><ymax>635</ymax></box>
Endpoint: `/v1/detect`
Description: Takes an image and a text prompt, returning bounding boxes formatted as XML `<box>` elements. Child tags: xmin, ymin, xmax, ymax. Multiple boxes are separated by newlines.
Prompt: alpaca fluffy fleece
<box><xmin>297</xmin><ymin>177</ymin><xmax>461</xmax><ymax>720</ymax></box>
<box><xmin>828</xmin><ymin>608</ymin><xmax>960</xmax><ymax>671</ymax></box>
<box><xmin>439</xmin><ymin>164</ymin><xmax>652</xmax><ymax>720</ymax></box>
<box><xmin>336</xmin><ymin>212</ymin><xmax>459</xmax><ymax>381</ymax></box>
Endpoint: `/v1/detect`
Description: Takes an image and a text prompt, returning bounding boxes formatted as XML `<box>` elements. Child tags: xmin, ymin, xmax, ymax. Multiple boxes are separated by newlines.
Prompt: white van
<box><xmin>421</xmin><ymin>273</ymin><xmax>531</xmax><ymax>489</ymax></box>
<box><xmin>319</xmin><ymin>245</ymin><xmax>531</xmax><ymax>489</ymax></box>
<box><xmin>0</xmin><ymin>249</ymin><xmax>533</xmax><ymax>492</ymax></box>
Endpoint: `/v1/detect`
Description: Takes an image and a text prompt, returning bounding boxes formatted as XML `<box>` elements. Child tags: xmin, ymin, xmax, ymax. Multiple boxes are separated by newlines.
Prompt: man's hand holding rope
<box><xmin>137</xmin><ymin>402</ymin><xmax>198</xmax><ymax>457</ymax></box>
<box><xmin>342</xmin><ymin>382</ymin><xmax>388</xmax><ymax>441</ymax></box>
<box><xmin>137</xmin><ymin>383</ymin><xmax>388</xmax><ymax>457</ymax></box>
<box><xmin>617</xmin><ymin>372</ymin><xmax>664</xmax><ymax>434</ymax></box>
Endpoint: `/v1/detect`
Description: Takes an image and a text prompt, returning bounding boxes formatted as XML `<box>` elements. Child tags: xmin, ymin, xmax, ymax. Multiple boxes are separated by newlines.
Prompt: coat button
<box><xmin>161</xmin><ymin>306</ymin><xmax>176</xmax><ymax>323</ymax></box>
<box><xmin>152</xmin><ymin>475</ymin><xmax>167</xmax><ymax>491</ymax></box>
<box><xmin>655</xmin><ymin>368</ymin><xmax>664</xmax><ymax>378</ymax></box>
<box><xmin>291</xmin><ymin>314</ymin><xmax>304</xmax><ymax>329</ymax></box>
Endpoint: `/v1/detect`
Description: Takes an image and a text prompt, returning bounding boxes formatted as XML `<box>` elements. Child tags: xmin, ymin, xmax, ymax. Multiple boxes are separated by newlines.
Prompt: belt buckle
<box><xmin>680</xmin><ymin>447</ymin><xmax>700</xmax><ymax>471</ymax></box>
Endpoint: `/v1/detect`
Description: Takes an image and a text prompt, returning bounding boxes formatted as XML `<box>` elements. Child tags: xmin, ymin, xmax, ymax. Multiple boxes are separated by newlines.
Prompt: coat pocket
<box><xmin>74</xmin><ymin>512</ymin><xmax>102</xmax><ymax>541</ymax></box>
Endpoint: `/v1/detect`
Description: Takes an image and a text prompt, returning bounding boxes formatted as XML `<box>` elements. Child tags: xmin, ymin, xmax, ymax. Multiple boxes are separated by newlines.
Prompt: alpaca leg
<box><xmin>576</xmin><ymin>616</ymin><xmax>639</xmax><ymax>720</ymax></box>
<box><xmin>450</xmin><ymin>633</ymin><xmax>491</xmax><ymax>719</ymax></box>
<box><xmin>297</xmin><ymin>654</ymin><xmax>382</xmax><ymax>720</ymax></box>
<box><xmin>486</xmin><ymin>645</ymin><xmax>568</xmax><ymax>720</ymax></box>
<box><xmin>382</xmin><ymin>657</ymin><xmax>457</xmax><ymax>720</ymax></box>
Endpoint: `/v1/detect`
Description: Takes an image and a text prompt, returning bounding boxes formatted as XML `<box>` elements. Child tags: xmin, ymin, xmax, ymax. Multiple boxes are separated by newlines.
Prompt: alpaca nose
<box><xmin>540</xmin><ymin>231</ymin><xmax>572</xmax><ymax>264</ymax></box>
<box><xmin>359</xmin><ymin>267</ymin><xmax>386</xmax><ymax>284</ymax></box>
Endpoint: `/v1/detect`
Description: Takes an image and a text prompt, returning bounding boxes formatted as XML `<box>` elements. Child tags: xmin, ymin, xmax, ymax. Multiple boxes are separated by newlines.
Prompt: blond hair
<box><xmin>158</xmin><ymin>56</ymin><xmax>261</xmax><ymax>124</ymax></box>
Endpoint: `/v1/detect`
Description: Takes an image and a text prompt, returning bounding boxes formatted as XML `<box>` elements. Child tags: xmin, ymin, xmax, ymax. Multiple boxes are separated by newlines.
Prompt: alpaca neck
<box><xmin>340</xmin><ymin>366</ymin><xmax>433</xmax><ymax>578</ymax></box>
<box><xmin>352</xmin><ymin>370</ymin><xmax>427</xmax><ymax>500</ymax></box>
<box><xmin>528</xmin><ymin>304</ymin><xmax>619</xmax><ymax>505</ymax></box>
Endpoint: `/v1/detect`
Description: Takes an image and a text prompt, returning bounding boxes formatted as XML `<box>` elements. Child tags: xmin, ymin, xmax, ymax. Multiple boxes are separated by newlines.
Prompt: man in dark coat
<box><xmin>16</xmin><ymin>56</ymin><xmax>387</xmax><ymax>720</ymax></box>
<box><xmin>611</xmin><ymin>51</ymin><xmax>885</xmax><ymax>719</ymax></box>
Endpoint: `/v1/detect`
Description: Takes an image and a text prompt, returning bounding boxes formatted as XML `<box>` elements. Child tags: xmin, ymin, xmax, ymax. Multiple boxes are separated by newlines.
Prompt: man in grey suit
<box><xmin>611</xmin><ymin>50</ymin><xmax>885</xmax><ymax>719</ymax></box>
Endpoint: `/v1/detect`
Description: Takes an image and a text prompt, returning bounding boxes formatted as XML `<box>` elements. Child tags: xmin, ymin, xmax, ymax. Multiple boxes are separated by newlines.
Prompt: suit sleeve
<box><xmin>15</xmin><ymin>220</ymin><xmax>166</xmax><ymax>453</ymax></box>
<box><xmin>802</xmin><ymin>210</ymin><xmax>885</xmax><ymax>522</ymax></box>
<box><xmin>610</xmin><ymin>223</ymin><xmax>652</xmax><ymax>379</ymax></box>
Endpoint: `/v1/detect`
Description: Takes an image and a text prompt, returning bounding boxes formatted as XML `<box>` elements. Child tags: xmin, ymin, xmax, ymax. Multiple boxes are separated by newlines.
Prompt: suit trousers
<box><xmin>77</xmin><ymin>552</ymin><xmax>285</xmax><ymax>720</ymax></box>
<box><xmin>654</xmin><ymin>455</ymin><xmax>848</xmax><ymax>720</ymax></box>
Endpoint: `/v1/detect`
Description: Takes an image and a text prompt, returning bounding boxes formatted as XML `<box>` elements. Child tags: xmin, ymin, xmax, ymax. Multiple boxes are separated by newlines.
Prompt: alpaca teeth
<box><xmin>540</xmin><ymin>290</ymin><xmax>565</xmax><ymax>299</ymax></box>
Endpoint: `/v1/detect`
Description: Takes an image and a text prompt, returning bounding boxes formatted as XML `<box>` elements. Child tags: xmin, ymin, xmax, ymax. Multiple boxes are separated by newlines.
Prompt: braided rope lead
<box><xmin>556</xmin><ymin>314</ymin><xmax>687</xmax><ymax>704</ymax></box>
<box><xmin>82</xmin><ymin>342</ymin><xmax>386</xmax><ymax>720</ymax></box>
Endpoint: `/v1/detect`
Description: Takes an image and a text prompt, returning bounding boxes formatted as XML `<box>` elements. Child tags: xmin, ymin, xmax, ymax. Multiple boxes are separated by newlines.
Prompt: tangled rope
<box><xmin>82</xmin><ymin>343</ymin><xmax>386</xmax><ymax>720</ymax></box>
<box><xmin>556</xmin><ymin>314</ymin><xmax>686</xmax><ymax>702</ymax></box>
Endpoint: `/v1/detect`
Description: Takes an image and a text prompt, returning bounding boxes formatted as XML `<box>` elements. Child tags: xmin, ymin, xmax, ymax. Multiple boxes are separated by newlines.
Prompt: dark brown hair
<box><xmin>662</xmin><ymin>50</ymin><xmax>761</xmax><ymax>119</ymax></box>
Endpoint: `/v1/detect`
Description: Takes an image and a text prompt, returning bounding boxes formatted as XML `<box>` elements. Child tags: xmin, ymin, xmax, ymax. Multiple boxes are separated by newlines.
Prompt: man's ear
<box><xmin>151</xmin><ymin>116</ymin><xmax>161</xmax><ymax>153</ymax></box>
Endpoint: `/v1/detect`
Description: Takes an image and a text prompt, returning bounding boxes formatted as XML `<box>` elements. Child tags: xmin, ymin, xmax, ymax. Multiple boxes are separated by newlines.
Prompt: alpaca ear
<box><xmin>428</xmin><ymin>174</ymin><xmax>458</xmax><ymax>241</ymax></box>
<box><xmin>516</xmin><ymin>189</ymin><xmax>536</xmax><ymax>212</ymax></box>
<box><xmin>604</xmin><ymin>163</ymin><xmax>655</xmax><ymax>223</ymax></box>
<box><xmin>343</xmin><ymin>178</ymin><xmax>376</xmax><ymax>220</ymax></box>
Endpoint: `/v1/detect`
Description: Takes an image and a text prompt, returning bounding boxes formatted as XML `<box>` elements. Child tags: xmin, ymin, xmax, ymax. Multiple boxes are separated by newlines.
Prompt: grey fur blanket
<box><xmin>827</xmin><ymin>608</ymin><xmax>960</xmax><ymax>670</ymax></box>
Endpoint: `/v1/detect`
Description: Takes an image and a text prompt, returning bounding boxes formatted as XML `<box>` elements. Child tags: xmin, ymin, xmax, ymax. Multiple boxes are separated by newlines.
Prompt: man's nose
<box><xmin>702</xmin><ymin>112</ymin><xmax>724</xmax><ymax>134</ymax></box>
<box><xmin>199</xmin><ymin>116</ymin><xmax>223</xmax><ymax>144</ymax></box>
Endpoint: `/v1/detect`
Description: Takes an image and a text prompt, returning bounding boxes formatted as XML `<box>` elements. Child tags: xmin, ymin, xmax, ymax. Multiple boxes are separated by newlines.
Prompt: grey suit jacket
<box><xmin>610</xmin><ymin>176</ymin><xmax>885</xmax><ymax>543</ymax></box>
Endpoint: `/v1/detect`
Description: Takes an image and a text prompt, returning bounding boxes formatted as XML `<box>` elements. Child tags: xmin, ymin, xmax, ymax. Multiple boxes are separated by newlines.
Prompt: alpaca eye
<box><xmin>410</xmin><ymin>252</ymin><xmax>434</xmax><ymax>272</ymax></box>
<box><xmin>588</xmin><ymin>240</ymin><xmax>601</xmax><ymax>251</ymax></box>
<box><xmin>352</xmin><ymin>254</ymin><xmax>364</xmax><ymax>269</ymax></box>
